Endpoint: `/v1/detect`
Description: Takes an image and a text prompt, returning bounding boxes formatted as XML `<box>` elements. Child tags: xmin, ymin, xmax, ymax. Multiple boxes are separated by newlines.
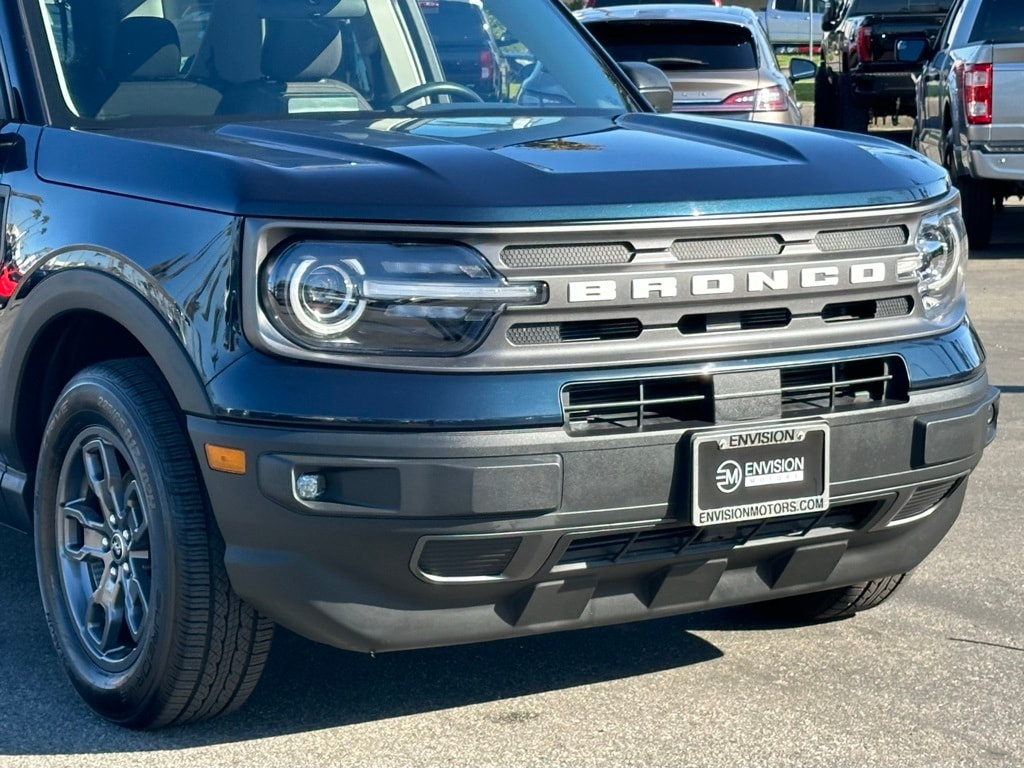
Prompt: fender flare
<box><xmin>0</xmin><ymin>268</ymin><xmax>213</xmax><ymax>471</ymax></box>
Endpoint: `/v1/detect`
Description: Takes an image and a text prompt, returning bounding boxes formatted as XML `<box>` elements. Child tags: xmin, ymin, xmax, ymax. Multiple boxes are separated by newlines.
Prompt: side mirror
<box><xmin>497</xmin><ymin>31</ymin><xmax>519</xmax><ymax>47</ymax></box>
<box><xmin>895</xmin><ymin>38</ymin><xmax>929</xmax><ymax>64</ymax></box>
<box><xmin>789</xmin><ymin>57</ymin><xmax>817</xmax><ymax>82</ymax></box>
<box><xmin>619</xmin><ymin>61</ymin><xmax>674</xmax><ymax>114</ymax></box>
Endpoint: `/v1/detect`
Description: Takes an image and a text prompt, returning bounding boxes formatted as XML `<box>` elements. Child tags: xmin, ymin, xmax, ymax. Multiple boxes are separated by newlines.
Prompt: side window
<box><xmin>775</xmin><ymin>0</ymin><xmax>800</xmax><ymax>12</ymax></box>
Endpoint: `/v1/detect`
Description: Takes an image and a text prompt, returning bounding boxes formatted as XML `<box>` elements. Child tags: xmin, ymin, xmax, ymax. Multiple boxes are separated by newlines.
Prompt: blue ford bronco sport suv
<box><xmin>0</xmin><ymin>0</ymin><xmax>998</xmax><ymax>728</ymax></box>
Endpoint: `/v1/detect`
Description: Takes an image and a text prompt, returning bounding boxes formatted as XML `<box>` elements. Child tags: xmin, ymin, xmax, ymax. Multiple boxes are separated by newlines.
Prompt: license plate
<box><xmin>691</xmin><ymin>422</ymin><xmax>829</xmax><ymax>527</ymax></box>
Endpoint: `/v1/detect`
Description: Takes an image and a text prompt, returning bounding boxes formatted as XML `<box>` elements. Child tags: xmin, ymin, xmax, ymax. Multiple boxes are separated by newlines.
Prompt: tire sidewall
<box><xmin>35</xmin><ymin>372</ymin><xmax>184</xmax><ymax>724</ymax></box>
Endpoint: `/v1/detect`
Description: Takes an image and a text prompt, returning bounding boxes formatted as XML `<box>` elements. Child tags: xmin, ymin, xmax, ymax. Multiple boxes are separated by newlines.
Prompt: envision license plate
<box><xmin>691</xmin><ymin>422</ymin><xmax>829</xmax><ymax>527</ymax></box>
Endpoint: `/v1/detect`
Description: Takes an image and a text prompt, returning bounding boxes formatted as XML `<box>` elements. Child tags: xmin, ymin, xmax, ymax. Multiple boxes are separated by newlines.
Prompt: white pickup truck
<box><xmin>756</xmin><ymin>0</ymin><xmax>825</xmax><ymax>48</ymax></box>
<box><xmin>912</xmin><ymin>0</ymin><xmax>1024</xmax><ymax>248</ymax></box>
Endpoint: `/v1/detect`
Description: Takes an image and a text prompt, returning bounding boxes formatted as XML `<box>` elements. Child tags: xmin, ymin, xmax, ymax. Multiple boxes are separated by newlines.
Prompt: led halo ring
<box><xmin>287</xmin><ymin>256</ymin><xmax>367</xmax><ymax>337</ymax></box>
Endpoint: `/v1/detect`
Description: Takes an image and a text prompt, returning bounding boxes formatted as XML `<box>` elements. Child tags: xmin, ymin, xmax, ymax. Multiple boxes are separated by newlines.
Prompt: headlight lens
<box><xmin>900</xmin><ymin>206</ymin><xmax>968</xmax><ymax>321</ymax></box>
<box><xmin>261</xmin><ymin>241</ymin><xmax>544</xmax><ymax>356</ymax></box>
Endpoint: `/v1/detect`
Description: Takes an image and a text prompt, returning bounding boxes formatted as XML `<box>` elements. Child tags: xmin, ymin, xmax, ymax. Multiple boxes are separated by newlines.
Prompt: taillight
<box><xmin>722</xmin><ymin>86</ymin><xmax>787</xmax><ymax>113</ymax></box>
<box><xmin>480</xmin><ymin>49</ymin><xmax>494</xmax><ymax>80</ymax></box>
<box><xmin>856</xmin><ymin>25</ymin><xmax>873</xmax><ymax>63</ymax></box>
<box><xmin>960</xmin><ymin>62</ymin><xmax>993</xmax><ymax>125</ymax></box>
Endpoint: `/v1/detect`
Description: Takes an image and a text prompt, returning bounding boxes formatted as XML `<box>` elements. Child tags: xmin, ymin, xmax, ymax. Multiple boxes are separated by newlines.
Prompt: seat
<box><xmin>96</xmin><ymin>17</ymin><xmax>222</xmax><ymax>119</ymax></box>
<box><xmin>217</xmin><ymin>19</ymin><xmax>372</xmax><ymax>116</ymax></box>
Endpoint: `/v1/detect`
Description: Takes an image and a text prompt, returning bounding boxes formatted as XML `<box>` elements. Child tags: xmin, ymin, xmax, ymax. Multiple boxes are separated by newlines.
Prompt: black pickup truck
<box><xmin>815</xmin><ymin>0</ymin><xmax>953</xmax><ymax>131</ymax></box>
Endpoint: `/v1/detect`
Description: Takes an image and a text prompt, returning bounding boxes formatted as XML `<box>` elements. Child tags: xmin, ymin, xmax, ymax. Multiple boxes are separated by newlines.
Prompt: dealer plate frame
<box><xmin>690</xmin><ymin>421</ymin><xmax>830</xmax><ymax>528</ymax></box>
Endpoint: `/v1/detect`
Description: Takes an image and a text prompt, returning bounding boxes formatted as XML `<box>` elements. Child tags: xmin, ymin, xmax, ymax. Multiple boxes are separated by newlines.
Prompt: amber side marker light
<box><xmin>205</xmin><ymin>444</ymin><xmax>247</xmax><ymax>474</ymax></box>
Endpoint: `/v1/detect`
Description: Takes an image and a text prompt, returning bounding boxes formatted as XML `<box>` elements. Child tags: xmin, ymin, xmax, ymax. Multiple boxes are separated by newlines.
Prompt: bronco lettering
<box><xmin>566</xmin><ymin>262</ymin><xmax>889</xmax><ymax>303</ymax></box>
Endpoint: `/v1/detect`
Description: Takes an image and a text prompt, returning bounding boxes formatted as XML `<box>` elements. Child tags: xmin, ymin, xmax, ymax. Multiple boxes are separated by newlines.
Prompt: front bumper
<box><xmin>190</xmin><ymin>347</ymin><xmax>998</xmax><ymax>652</ymax></box>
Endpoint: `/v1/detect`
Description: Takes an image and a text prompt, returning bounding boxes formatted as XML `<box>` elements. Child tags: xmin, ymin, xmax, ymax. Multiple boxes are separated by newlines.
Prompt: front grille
<box><xmin>671</xmin><ymin>235</ymin><xmax>782</xmax><ymax>261</ymax></box>
<box><xmin>679</xmin><ymin>308</ymin><xmax>792</xmax><ymax>334</ymax></box>
<box><xmin>822</xmin><ymin>297</ymin><xmax>914</xmax><ymax>323</ymax></box>
<box><xmin>554</xmin><ymin>501</ymin><xmax>880</xmax><ymax>570</ymax></box>
<box><xmin>418</xmin><ymin>537</ymin><xmax>522</xmax><ymax>579</ymax></box>
<box><xmin>814</xmin><ymin>226</ymin><xmax>908</xmax><ymax>251</ymax></box>
<box><xmin>561</xmin><ymin>357</ymin><xmax>909</xmax><ymax>435</ymax></box>
<box><xmin>501</xmin><ymin>243</ymin><xmax>633</xmax><ymax>268</ymax></box>
<box><xmin>508</xmin><ymin>319</ymin><xmax>642</xmax><ymax>345</ymax></box>
<box><xmin>891</xmin><ymin>480</ymin><xmax>959</xmax><ymax>522</ymax></box>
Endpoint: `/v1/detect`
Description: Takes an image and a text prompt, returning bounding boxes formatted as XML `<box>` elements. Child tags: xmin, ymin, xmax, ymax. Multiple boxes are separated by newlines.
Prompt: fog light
<box><xmin>295</xmin><ymin>472</ymin><xmax>326</xmax><ymax>501</ymax></box>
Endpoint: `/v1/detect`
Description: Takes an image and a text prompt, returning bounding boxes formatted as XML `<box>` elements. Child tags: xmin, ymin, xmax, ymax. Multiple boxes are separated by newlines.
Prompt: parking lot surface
<box><xmin>1</xmin><ymin>208</ymin><xmax>1021</xmax><ymax>768</ymax></box>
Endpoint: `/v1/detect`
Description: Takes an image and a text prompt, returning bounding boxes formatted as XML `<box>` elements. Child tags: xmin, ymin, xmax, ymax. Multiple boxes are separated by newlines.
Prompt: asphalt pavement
<box><xmin>0</xmin><ymin>209</ymin><xmax>1021</xmax><ymax>768</ymax></box>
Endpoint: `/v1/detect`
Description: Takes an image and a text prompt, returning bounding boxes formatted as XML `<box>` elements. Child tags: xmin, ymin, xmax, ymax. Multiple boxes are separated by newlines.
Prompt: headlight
<box><xmin>261</xmin><ymin>241</ymin><xmax>544</xmax><ymax>356</ymax></box>
<box><xmin>898</xmin><ymin>206</ymin><xmax>968</xmax><ymax>321</ymax></box>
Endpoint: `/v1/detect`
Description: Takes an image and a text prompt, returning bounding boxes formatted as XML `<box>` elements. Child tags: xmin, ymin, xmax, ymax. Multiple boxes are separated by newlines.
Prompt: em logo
<box><xmin>716</xmin><ymin>460</ymin><xmax>742</xmax><ymax>493</ymax></box>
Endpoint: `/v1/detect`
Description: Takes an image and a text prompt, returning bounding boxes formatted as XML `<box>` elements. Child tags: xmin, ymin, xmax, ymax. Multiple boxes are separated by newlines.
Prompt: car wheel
<box><xmin>837</xmin><ymin>75</ymin><xmax>869</xmax><ymax>133</ymax></box>
<box><xmin>813</xmin><ymin>67</ymin><xmax>837</xmax><ymax>128</ymax></box>
<box><xmin>34</xmin><ymin>359</ymin><xmax>273</xmax><ymax>729</ymax></box>
<box><xmin>757</xmin><ymin>574</ymin><xmax>909</xmax><ymax>623</ymax></box>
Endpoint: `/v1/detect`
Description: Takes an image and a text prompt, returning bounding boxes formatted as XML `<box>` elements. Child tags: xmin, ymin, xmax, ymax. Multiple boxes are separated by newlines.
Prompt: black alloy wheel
<box><xmin>35</xmin><ymin>359</ymin><xmax>273</xmax><ymax>729</ymax></box>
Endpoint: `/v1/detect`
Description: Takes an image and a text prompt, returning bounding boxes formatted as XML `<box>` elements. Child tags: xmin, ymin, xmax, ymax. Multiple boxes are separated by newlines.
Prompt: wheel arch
<box><xmin>0</xmin><ymin>269</ymin><xmax>212</xmax><ymax>530</ymax></box>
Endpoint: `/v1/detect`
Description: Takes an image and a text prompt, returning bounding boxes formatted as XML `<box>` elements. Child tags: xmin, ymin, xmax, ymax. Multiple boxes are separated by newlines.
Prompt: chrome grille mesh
<box><xmin>814</xmin><ymin>226</ymin><xmax>908</xmax><ymax>252</ymax></box>
<box><xmin>508</xmin><ymin>319</ymin><xmax>642</xmax><ymax>345</ymax></box>
<box><xmin>671</xmin><ymin>236</ymin><xmax>782</xmax><ymax>261</ymax></box>
<box><xmin>501</xmin><ymin>243</ymin><xmax>633</xmax><ymax>268</ymax></box>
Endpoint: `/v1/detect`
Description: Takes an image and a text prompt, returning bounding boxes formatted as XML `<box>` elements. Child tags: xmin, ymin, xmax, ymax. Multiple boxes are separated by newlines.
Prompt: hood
<box><xmin>37</xmin><ymin>112</ymin><xmax>949</xmax><ymax>223</ymax></box>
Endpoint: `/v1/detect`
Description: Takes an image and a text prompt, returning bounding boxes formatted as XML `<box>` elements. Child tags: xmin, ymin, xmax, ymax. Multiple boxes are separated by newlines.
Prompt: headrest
<box><xmin>261</xmin><ymin>19</ymin><xmax>342</xmax><ymax>81</ymax></box>
<box><xmin>114</xmin><ymin>17</ymin><xmax>182</xmax><ymax>80</ymax></box>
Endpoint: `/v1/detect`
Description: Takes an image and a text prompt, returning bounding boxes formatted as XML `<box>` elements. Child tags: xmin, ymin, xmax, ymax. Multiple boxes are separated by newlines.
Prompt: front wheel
<box><xmin>34</xmin><ymin>359</ymin><xmax>273</xmax><ymax>728</ymax></box>
<box><xmin>756</xmin><ymin>574</ymin><xmax>910</xmax><ymax>623</ymax></box>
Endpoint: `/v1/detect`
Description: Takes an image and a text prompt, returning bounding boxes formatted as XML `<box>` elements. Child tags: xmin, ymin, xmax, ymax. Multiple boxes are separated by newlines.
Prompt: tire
<box><xmin>958</xmin><ymin>176</ymin><xmax>994</xmax><ymax>250</ymax></box>
<box><xmin>813</xmin><ymin>67</ymin><xmax>837</xmax><ymax>128</ymax></box>
<box><xmin>757</xmin><ymin>574</ymin><xmax>909</xmax><ymax>623</ymax></box>
<box><xmin>34</xmin><ymin>359</ymin><xmax>273</xmax><ymax>729</ymax></box>
<box><xmin>837</xmin><ymin>75</ymin><xmax>869</xmax><ymax>133</ymax></box>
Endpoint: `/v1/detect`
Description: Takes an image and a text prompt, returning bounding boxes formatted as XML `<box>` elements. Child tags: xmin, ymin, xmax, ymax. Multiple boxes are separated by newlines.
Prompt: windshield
<box><xmin>30</xmin><ymin>0</ymin><xmax>634</xmax><ymax>125</ymax></box>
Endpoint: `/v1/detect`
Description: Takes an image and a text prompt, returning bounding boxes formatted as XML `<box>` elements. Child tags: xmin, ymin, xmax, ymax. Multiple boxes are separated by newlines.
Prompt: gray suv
<box><xmin>912</xmin><ymin>0</ymin><xmax>1024</xmax><ymax>247</ymax></box>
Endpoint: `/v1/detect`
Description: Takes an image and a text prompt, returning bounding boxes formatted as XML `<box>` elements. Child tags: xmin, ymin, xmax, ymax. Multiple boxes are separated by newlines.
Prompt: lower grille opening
<box><xmin>554</xmin><ymin>501</ymin><xmax>880</xmax><ymax>570</ymax></box>
<box><xmin>891</xmin><ymin>479</ymin><xmax>959</xmax><ymax>523</ymax></box>
<box><xmin>562</xmin><ymin>356</ymin><xmax>910</xmax><ymax>435</ymax></box>
<box><xmin>780</xmin><ymin>357</ymin><xmax>909</xmax><ymax>415</ymax></box>
<box><xmin>563</xmin><ymin>377</ymin><xmax>712</xmax><ymax>434</ymax></box>
<box><xmin>418</xmin><ymin>537</ymin><xmax>522</xmax><ymax>579</ymax></box>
